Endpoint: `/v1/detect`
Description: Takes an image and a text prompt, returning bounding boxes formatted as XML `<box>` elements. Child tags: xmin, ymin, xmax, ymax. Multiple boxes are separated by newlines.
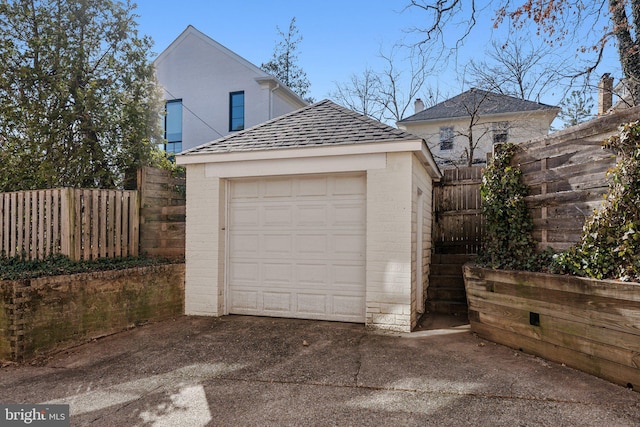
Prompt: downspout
<box><xmin>269</xmin><ymin>82</ymin><xmax>280</xmax><ymax>119</ymax></box>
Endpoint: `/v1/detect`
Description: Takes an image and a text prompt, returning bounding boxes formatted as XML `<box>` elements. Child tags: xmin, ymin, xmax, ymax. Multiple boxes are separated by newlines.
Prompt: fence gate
<box><xmin>428</xmin><ymin>166</ymin><xmax>484</xmax><ymax>315</ymax></box>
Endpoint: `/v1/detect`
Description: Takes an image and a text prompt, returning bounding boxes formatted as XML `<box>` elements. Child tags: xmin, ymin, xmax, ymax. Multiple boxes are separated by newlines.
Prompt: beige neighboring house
<box><xmin>176</xmin><ymin>100</ymin><xmax>442</xmax><ymax>332</ymax></box>
<box><xmin>397</xmin><ymin>88</ymin><xmax>560</xmax><ymax>166</ymax></box>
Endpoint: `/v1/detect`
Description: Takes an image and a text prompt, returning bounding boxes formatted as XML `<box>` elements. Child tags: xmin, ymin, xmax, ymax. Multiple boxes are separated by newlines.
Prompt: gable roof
<box><xmin>180</xmin><ymin>99</ymin><xmax>420</xmax><ymax>156</ymax></box>
<box><xmin>398</xmin><ymin>88</ymin><xmax>559</xmax><ymax>123</ymax></box>
<box><xmin>154</xmin><ymin>25</ymin><xmax>306</xmax><ymax>107</ymax></box>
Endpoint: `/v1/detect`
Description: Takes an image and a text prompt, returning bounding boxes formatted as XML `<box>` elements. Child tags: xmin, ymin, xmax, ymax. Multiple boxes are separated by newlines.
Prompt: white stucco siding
<box><xmin>155</xmin><ymin>30</ymin><xmax>305</xmax><ymax>152</ymax></box>
<box><xmin>184</xmin><ymin>164</ymin><xmax>225</xmax><ymax>316</ymax></box>
<box><xmin>365</xmin><ymin>152</ymin><xmax>414</xmax><ymax>331</ymax></box>
<box><xmin>411</xmin><ymin>154</ymin><xmax>434</xmax><ymax>328</ymax></box>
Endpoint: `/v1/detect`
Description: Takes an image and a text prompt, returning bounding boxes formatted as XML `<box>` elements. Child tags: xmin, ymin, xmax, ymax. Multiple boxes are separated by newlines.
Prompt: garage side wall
<box><xmin>411</xmin><ymin>154</ymin><xmax>434</xmax><ymax>328</ymax></box>
<box><xmin>184</xmin><ymin>164</ymin><xmax>225</xmax><ymax>316</ymax></box>
<box><xmin>366</xmin><ymin>152</ymin><xmax>413</xmax><ymax>331</ymax></box>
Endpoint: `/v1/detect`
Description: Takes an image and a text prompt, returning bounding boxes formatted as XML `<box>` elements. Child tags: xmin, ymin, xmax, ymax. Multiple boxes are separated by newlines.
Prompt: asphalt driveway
<box><xmin>1</xmin><ymin>314</ymin><xmax>639</xmax><ymax>426</ymax></box>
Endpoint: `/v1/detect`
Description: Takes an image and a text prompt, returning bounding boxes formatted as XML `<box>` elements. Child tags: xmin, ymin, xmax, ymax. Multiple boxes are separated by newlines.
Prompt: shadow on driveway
<box><xmin>1</xmin><ymin>314</ymin><xmax>638</xmax><ymax>426</ymax></box>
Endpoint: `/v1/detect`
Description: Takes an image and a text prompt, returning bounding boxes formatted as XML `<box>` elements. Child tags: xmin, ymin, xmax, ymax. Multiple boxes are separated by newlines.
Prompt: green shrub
<box><xmin>552</xmin><ymin>121</ymin><xmax>640</xmax><ymax>281</ymax></box>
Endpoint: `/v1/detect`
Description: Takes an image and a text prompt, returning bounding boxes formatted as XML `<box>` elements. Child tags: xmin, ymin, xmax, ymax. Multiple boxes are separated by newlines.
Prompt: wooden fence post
<box><xmin>60</xmin><ymin>188</ymin><xmax>77</xmax><ymax>261</ymax></box>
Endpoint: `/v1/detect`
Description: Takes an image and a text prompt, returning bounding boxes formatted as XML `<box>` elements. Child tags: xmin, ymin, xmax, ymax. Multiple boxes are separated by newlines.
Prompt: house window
<box><xmin>492</xmin><ymin>121</ymin><xmax>509</xmax><ymax>144</ymax></box>
<box><xmin>440</xmin><ymin>126</ymin><xmax>454</xmax><ymax>150</ymax></box>
<box><xmin>163</xmin><ymin>100</ymin><xmax>182</xmax><ymax>154</ymax></box>
<box><xmin>229</xmin><ymin>91</ymin><xmax>245</xmax><ymax>131</ymax></box>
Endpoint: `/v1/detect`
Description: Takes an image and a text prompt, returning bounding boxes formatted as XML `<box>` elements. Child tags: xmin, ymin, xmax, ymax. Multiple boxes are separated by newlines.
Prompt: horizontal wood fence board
<box><xmin>465</xmin><ymin>266</ymin><xmax>640</xmax><ymax>303</ymax></box>
<box><xmin>137</xmin><ymin>167</ymin><xmax>185</xmax><ymax>259</ymax></box>
<box><xmin>472</xmin><ymin>307</ymin><xmax>639</xmax><ymax>370</ymax></box>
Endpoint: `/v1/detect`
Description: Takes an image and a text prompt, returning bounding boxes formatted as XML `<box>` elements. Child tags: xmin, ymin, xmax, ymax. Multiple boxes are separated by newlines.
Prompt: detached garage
<box><xmin>176</xmin><ymin>100</ymin><xmax>441</xmax><ymax>331</ymax></box>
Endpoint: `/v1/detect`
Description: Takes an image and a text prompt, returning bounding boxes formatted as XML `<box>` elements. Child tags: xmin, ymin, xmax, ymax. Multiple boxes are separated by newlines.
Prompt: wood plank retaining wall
<box><xmin>464</xmin><ymin>264</ymin><xmax>640</xmax><ymax>390</ymax></box>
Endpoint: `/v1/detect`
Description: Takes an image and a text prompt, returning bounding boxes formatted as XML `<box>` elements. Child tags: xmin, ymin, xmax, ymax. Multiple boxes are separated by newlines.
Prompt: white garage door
<box><xmin>228</xmin><ymin>173</ymin><xmax>366</xmax><ymax>322</ymax></box>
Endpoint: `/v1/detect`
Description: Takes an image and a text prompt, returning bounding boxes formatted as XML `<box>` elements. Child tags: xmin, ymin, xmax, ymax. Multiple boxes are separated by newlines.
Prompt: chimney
<box><xmin>414</xmin><ymin>98</ymin><xmax>425</xmax><ymax>114</ymax></box>
<box><xmin>598</xmin><ymin>73</ymin><xmax>614</xmax><ymax>115</ymax></box>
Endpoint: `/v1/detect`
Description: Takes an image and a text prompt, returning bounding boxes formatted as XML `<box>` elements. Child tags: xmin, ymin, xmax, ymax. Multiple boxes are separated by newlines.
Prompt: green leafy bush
<box><xmin>553</xmin><ymin>121</ymin><xmax>640</xmax><ymax>281</ymax></box>
<box><xmin>478</xmin><ymin>143</ymin><xmax>551</xmax><ymax>271</ymax></box>
<box><xmin>0</xmin><ymin>254</ymin><xmax>171</xmax><ymax>280</ymax></box>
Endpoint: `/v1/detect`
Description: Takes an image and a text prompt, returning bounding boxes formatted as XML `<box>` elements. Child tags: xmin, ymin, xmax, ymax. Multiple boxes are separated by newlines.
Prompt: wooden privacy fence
<box><xmin>0</xmin><ymin>188</ymin><xmax>138</xmax><ymax>261</ymax></box>
<box><xmin>514</xmin><ymin>106</ymin><xmax>640</xmax><ymax>252</ymax></box>
<box><xmin>433</xmin><ymin>166</ymin><xmax>484</xmax><ymax>254</ymax></box>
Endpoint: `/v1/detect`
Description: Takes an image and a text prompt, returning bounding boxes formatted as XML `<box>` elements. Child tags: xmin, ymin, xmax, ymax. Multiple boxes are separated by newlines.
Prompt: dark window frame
<box><xmin>439</xmin><ymin>126</ymin><xmax>454</xmax><ymax>151</ymax></box>
<box><xmin>229</xmin><ymin>91</ymin><xmax>245</xmax><ymax>132</ymax></box>
<box><xmin>163</xmin><ymin>99</ymin><xmax>183</xmax><ymax>155</ymax></box>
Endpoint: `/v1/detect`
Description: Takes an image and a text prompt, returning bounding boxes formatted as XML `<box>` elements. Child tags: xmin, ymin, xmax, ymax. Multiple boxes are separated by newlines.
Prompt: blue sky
<box><xmin>133</xmin><ymin>0</ymin><xmax>621</xmax><ymax>110</ymax></box>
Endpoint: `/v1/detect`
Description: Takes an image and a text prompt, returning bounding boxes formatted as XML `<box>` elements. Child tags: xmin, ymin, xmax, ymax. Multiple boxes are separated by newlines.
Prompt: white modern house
<box><xmin>154</xmin><ymin>25</ymin><xmax>308</xmax><ymax>154</ymax></box>
<box><xmin>397</xmin><ymin>88</ymin><xmax>560</xmax><ymax>166</ymax></box>
<box><xmin>176</xmin><ymin>100</ymin><xmax>442</xmax><ymax>332</ymax></box>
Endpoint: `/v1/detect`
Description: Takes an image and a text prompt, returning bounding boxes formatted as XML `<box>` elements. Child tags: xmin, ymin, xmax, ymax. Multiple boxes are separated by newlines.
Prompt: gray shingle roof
<box><xmin>398</xmin><ymin>88</ymin><xmax>559</xmax><ymax>123</ymax></box>
<box><xmin>180</xmin><ymin>99</ymin><xmax>418</xmax><ymax>155</ymax></box>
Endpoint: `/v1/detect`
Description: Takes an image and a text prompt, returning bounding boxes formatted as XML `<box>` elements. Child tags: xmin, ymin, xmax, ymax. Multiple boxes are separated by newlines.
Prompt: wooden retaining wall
<box><xmin>138</xmin><ymin>167</ymin><xmax>186</xmax><ymax>259</ymax></box>
<box><xmin>464</xmin><ymin>264</ymin><xmax>640</xmax><ymax>390</ymax></box>
<box><xmin>513</xmin><ymin>106</ymin><xmax>640</xmax><ymax>252</ymax></box>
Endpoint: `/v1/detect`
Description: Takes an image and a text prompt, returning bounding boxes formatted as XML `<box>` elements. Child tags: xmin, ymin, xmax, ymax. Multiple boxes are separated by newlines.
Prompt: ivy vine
<box><xmin>478</xmin><ymin>143</ymin><xmax>549</xmax><ymax>271</ymax></box>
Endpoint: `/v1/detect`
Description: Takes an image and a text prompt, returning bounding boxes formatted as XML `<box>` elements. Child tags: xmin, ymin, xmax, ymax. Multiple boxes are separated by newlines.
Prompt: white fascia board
<box><xmin>204</xmin><ymin>152</ymin><xmax>387</xmax><ymax>178</ymax></box>
<box><xmin>176</xmin><ymin>139</ymin><xmax>425</xmax><ymax>165</ymax></box>
<box><xmin>416</xmin><ymin>142</ymin><xmax>443</xmax><ymax>180</ymax></box>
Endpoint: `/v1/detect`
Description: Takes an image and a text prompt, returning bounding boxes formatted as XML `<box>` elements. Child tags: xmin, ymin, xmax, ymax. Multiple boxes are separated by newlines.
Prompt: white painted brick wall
<box><xmin>411</xmin><ymin>154</ymin><xmax>435</xmax><ymax>329</ymax></box>
<box><xmin>184</xmin><ymin>164</ymin><xmax>224</xmax><ymax>316</ymax></box>
<box><xmin>366</xmin><ymin>152</ymin><xmax>413</xmax><ymax>332</ymax></box>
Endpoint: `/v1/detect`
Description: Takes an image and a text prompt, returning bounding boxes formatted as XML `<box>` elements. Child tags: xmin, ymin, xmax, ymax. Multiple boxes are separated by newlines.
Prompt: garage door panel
<box><xmin>263</xmin><ymin>292</ymin><xmax>292</xmax><ymax>312</ymax></box>
<box><xmin>264</xmin><ymin>178</ymin><xmax>293</xmax><ymax>197</ymax></box>
<box><xmin>296</xmin><ymin>205</ymin><xmax>328</xmax><ymax>226</ymax></box>
<box><xmin>229</xmin><ymin>262</ymin><xmax>259</xmax><ymax>283</ymax></box>
<box><xmin>295</xmin><ymin>233</ymin><xmax>328</xmax><ymax>256</ymax></box>
<box><xmin>333</xmin><ymin>203</ymin><xmax>366</xmax><ymax>227</ymax></box>
<box><xmin>230</xmin><ymin>290</ymin><xmax>259</xmax><ymax>311</ymax></box>
<box><xmin>333</xmin><ymin>264</ymin><xmax>366</xmax><ymax>286</ymax></box>
<box><xmin>229</xmin><ymin>233</ymin><xmax>259</xmax><ymax>257</ymax></box>
<box><xmin>231</xmin><ymin>181</ymin><xmax>259</xmax><ymax>199</ymax></box>
<box><xmin>263</xmin><ymin>234</ymin><xmax>292</xmax><ymax>256</ymax></box>
<box><xmin>263</xmin><ymin>205</ymin><xmax>292</xmax><ymax>227</ymax></box>
<box><xmin>230</xmin><ymin>207</ymin><xmax>259</xmax><ymax>227</ymax></box>
<box><xmin>332</xmin><ymin>175</ymin><xmax>366</xmax><ymax>195</ymax></box>
<box><xmin>229</xmin><ymin>174</ymin><xmax>365</xmax><ymax>322</ymax></box>
<box><xmin>333</xmin><ymin>295</ymin><xmax>365</xmax><ymax>317</ymax></box>
<box><xmin>296</xmin><ymin>293</ymin><xmax>327</xmax><ymax>315</ymax></box>
<box><xmin>262</xmin><ymin>263</ymin><xmax>293</xmax><ymax>285</ymax></box>
<box><xmin>333</xmin><ymin>234</ymin><xmax>365</xmax><ymax>258</ymax></box>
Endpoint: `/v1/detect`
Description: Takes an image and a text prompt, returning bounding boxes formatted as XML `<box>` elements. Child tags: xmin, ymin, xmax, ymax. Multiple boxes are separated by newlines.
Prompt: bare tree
<box><xmin>331</xmin><ymin>45</ymin><xmax>431</xmax><ymax>124</ymax></box>
<box><xmin>406</xmin><ymin>0</ymin><xmax>640</xmax><ymax>104</ymax></box>
<box><xmin>331</xmin><ymin>68</ymin><xmax>384</xmax><ymax>121</ymax></box>
<box><xmin>466</xmin><ymin>39</ymin><xmax>570</xmax><ymax>102</ymax></box>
